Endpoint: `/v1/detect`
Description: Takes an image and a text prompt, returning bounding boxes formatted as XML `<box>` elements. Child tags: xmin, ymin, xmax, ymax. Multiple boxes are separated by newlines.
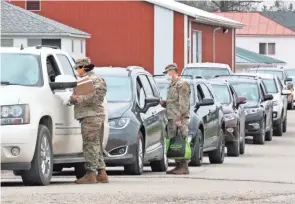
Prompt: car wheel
<box><xmin>21</xmin><ymin>125</ymin><xmax>53</xmax><ymax>186</ymax></box>
<box><xmin>150</xmin><ymin>136</ymin><xmax>168</xmax><ymax>172</ymax></box>
<box><xmin>189</xmin><ymin>129</ymin><xmax>203</xmax><ymax>166</ymax></box>
<box><xmin>124</xmin><ymin>132</ymin><xmax>144</xmax><ymax>175</ymax></box>
<box><xmin>53</xmin><ymin>164</ymin><xmax>63</xmax><ymax>172</ymax></box>
<box><xmin>74</xmin><ymin>163</ymin><xmax>86</xmax><ymax>179</ymax></box>
<box><xmin>273</xmin><ymin>119</ymin><xmax>283</xmax><ymax>136</ymax></box>
<box><xmin>253</xmin><ymin>120</ymin><xmax>265</xmax><ymax>145</ymax></box>
<box><xmin>239</xmin><ymin>124</ymin><xmax>246</xmax><ymax>155</ymax></box>
<box><xmin>227</xmin><ymin>127</ymin><xmax>240</xmax><ymax>157</ymax></box>
<box><xmin>208</xmin><ymin>129</ymin><xmax>225</xmax><ymax>164</ymax></box>
<box><xmin>283</xmin><ymin>117</ymin><xmax>287</xmax><ymax>133</ymax></box>
<box><xmin>265</xmin><ymin>119</ymin><xmax>273</xmax><ymax>141</ymax></box>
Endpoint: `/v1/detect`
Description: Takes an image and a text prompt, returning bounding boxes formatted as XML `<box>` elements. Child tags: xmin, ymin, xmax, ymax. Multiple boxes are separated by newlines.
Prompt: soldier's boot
<box><xmin>74</xmin><ymin>171</ymin><xmax>97</xmax><ymax>184</ymax></box>
<box><xmin>172</xmin><ymin>161</ymin><xmax>190</xmax><ymax>175</ymax></box>
<box><xmin>96</xmin><ymin>169</ymin><xmax>109</xmax><ymax>183</ymax></box>
<box><xmin>166</xmin><ymin>162</ymin><xmax>181</xmax><ymax>174</ymax></box>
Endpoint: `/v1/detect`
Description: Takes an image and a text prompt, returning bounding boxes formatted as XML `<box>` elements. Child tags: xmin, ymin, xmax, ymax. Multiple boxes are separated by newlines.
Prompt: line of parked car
<box><xmin>1</xmin><ymin>46</ymin><xmax>294</xmax><ymax>186</ymax></box>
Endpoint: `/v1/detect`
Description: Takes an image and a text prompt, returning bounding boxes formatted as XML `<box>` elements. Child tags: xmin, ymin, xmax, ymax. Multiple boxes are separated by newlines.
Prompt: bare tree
<box><xmin>178</xmin><ymin>0</ymin><xmax>263</xmax><ymax>12</ymax></box>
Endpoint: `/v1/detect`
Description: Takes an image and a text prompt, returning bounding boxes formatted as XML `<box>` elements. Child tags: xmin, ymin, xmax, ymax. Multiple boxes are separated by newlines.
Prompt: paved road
<box><xmin>2</xmin><ymin>112</ymin><xmax>295</xmax><ymax>204</ymax></box>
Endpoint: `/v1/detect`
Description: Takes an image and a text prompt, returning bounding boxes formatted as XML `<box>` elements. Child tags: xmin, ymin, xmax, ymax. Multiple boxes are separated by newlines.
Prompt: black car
<box><xmin>94</xmin><ymin>66</ymin><xmax>168</xmax><ymax>175</ymax></box>
<box><xmin>154</xmin><ymin>75</ymin><xmax>226</xmax><ymax>166</ymax></box>
<box><xmin>209</xmin><ymin>79</ymin><xmax>247</xmax><ymax>157</ymax></box>
<box><xmin>214</xmin><ymin>75</ymin><xmax>273</xmax><ymax>145</ymax></box>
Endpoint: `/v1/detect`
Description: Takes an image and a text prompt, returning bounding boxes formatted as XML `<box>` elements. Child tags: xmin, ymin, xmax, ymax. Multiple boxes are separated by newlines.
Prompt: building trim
<box><xmin>188</xmin><ymin>20</ymin><xmax>192</xmax><ymax>63</ymax></box>
<box><xmin>184</xmin><ymin>15</ymin><xmax>188</xmax><ymax>66</ymax></box>
<box><xmin>1</xmin><ymin>33</ymin><xmax>90</xmax><ymax>38</ymax></box>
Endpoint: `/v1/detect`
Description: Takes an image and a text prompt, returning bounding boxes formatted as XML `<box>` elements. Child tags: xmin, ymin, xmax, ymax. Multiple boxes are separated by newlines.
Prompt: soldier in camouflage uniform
<box><xmin>160</xmin><ymin>63</ymin><xmax>191</xmax><ymax>175</ymax></box>
<box><xmin>70</xmin><ymin>57</ymin><xmax>109</xmax><ymax>184</ymax></box>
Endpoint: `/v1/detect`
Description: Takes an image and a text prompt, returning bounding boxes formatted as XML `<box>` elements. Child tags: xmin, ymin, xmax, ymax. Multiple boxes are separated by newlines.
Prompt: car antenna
<box><xmin>20</xmin><ymin>44</ymin><xmax>24</xmax><ymax>50</ymax></box>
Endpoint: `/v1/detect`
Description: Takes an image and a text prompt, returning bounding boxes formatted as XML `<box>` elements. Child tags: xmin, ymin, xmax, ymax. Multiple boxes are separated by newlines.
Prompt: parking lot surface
<box><xmin>2</xmin><ymin>112</ymin><xmax>295</xmax><ymax>204</ymax></box>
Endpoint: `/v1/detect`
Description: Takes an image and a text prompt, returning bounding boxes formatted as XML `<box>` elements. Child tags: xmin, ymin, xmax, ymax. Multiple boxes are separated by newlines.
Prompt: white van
<box><xmin>0</xmin><ymin>46</ymin><xmax>109</xmax><ymax>186</ymax></box>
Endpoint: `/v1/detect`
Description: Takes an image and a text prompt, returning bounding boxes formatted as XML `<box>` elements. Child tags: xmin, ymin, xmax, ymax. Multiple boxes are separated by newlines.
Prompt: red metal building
<box><xmin>10</xmin><ymin>0</ymin><xmax>243</xmax><ymax>74</ymax></box>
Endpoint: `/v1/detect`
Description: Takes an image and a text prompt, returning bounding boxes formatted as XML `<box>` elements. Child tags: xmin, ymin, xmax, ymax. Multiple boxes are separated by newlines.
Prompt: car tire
<box><xmin>273</xmin><ymin>120</ymin><xmax>283</xmax><ymax>136</ymax></box>
<box><xmin>265</xmin><ymin>119</ymin><xmax>273</xmax><ymax>141</ymax></box>
<box><xmin>74</xmin><ymin>163</ymin><xmax>86</xmax><ymax>179</ymax></box>
<box><xmin>189</xmin><ymin>129</ymin><xmax>203</xmax><ymax>166</ymax></box>
<box><xmin>21</xmin><ymin>125</ymin><xmax>53</xmax><ymax>186</ymax></box>
<box><xmin>239</xmin><ymin>124</ymin><xmax>246</xmax><ymax>155</ymax></box>
<box><xmin>283</xmin><ymin>117</ymin><xmax>287</xmax><ymax>133</ymax></box>
<box><xmin>227</xmin><ymin>127</ymin><xmax>240</xmax><ymax>157</ymax></box>
<box><xmin>150</xmin><ymin>137</ymin><xmax>168</xmax><ymax>172</ymax></box>
<box><xmin>208</xmin><ymin>129</ymin><xmax>225</xmax><ymax>164</ymax></box>
<box><xmin>124</xmin><ymin>132</ymin><xmax>144</xmax><ymax>175</ymax></box>
<box><xmin>253</xmin><ymin>120</ymin><xmax>265</xmax><ymax>145</ymax></box>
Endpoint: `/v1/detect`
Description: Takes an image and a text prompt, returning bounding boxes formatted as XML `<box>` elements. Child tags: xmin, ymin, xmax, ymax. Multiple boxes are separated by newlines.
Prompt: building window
<box><xmin>268</xmin><ymin>43</ymin><xmax>276</xmax><ymax>55</ymax></box>
<box><xmin>1</xmin><ymin>39</ymin><xmax>14</xmax><ymax>47</ymax></box>
<box><xmin>192</xmin><ymin>31</ymin><xmax>202</xmax><ymax>63</ymax></box>
<box><xmin>259</xmin><ymin>43</ymin><xmax>275</xmax><ymax>55</ymax></box>
<box><xmin>26</xmin><ymin>0</ymin><xmax>41</xmax><ymax>11</ymax></box>
<box><xmin>42</xmin><ymin>39</ymin><xmax>61</xmax><ymax>49</ymax></box>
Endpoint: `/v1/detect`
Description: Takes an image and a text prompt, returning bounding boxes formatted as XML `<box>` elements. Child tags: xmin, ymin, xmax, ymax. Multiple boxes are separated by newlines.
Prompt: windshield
<box><xmin>101</xmin><ymin>76</ymin><xmax>132</xmax><ymax>102</ymax></box>
<box><xmin>211</xmin><ymin>84</ymin><xmax>231</xmax><ymax>104</ymax></box>
<box><xmin>156</xmin><ymin>82</ymin><xmax>194</xmax><ymax>104</ymax></box>
<box><xmin>286</xmin><ymin>69</ymin><xmax>295</xmax><ymax>77</ymax></box>
<box><xmin>182</xmin><ymin>67</ymin><xmax>230</xmax><ymax>79</ymax></box>
<box><xmin>249</xmin><ymin>70</ymin><xmax>283</xmax><ymax>80</ymax></box>
<box><xmin>1</xmin><ymin>53</ymin><xmax>42</xmax><ymax>86</ymax></box>
<box><xmin>262</xmin><ymin>79</ymin><xmax>278</xmax><ymax>94</ymax></box>
<box><xmin>231</xmin><ymin>83</ymin><xmax>260</xmax><ymax>102</ymax></box>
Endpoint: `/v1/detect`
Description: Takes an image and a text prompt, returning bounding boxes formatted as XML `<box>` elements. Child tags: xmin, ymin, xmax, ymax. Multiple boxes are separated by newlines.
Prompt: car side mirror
<box><xmin>282</xmin><ymin>89</ymin><xmax>292</xmax><ymax>95</ymax></box>
<box><xmin>141</xmin><ymin>96</ymin><xmax>160</xmax><ymax>113</ymax></box>
<box><xmin>236</xmin><ymin>96</ymin><xmax>247</xmax><ymax>106</ymax></box>
<box><xmin>194</xmin><ymin>98</ymin><xmax>214</xmax><ymax>112</ymax></box>
<box><xmin>49</xmin><ymin>75</ymin><xmax>77</xmax><ymax>90</ymax></box>
<box><xmin>264</xmin><ymin>94</ymin><xmax>273</xmax><ymax>101</ymax></box>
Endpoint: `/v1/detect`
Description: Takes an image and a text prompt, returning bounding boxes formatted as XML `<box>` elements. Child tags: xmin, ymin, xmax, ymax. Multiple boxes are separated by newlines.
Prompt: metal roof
<box><xmin>1</xmin><ymin>1</ymin><xmax>90</xmax><ymax>38</ymax></box>
<box><xmin>145</xmin><ymin>0</ymin><xmax>244</xmax><ymax>28</ymax></box>
<box><xmin>262</xmin><ymin>11</ymin><xmax>295</xmax><ymax>32</ymax></box>
<box><xmin>236</xmin><ymin>47</ymin><xmax>286</xmax><ymax>65</ymax></box>
<box><xmin>215</xmin><ymin>12</ymin><xmax>295</xmax><ymax>36</ymax></box>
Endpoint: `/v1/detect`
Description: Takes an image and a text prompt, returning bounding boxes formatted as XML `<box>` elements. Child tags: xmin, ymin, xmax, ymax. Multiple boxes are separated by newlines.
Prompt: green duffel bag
<box><xmin>166</xmin><ymin>128</ymin><xmax>191</xmax><ymax>160</ymax></box>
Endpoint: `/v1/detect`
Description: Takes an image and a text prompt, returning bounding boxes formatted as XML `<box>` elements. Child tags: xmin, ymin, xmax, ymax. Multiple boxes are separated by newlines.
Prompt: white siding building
<box><xmin>1</xmin><ymin>1</ymin><xmax>90</xmax><ymax>59</ymax></box>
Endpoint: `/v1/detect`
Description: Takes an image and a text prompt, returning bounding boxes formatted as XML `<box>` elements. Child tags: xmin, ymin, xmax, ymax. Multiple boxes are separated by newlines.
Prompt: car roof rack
<box><xmin>35</xmin><ymin>45</ymin><xmax>60</xmax><ymax>49</ymax></box>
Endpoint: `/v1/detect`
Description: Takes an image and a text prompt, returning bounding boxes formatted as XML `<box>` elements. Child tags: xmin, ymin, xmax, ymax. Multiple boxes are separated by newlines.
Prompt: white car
<box><xmin>0</xmin><ymin>46</ymin><xmax>109</xmax><ymax>186</ymax></box>
<box><xmin>181</xmin><ymin>62</ymin><xmax>233</xmax><ymax>79</ymax></box>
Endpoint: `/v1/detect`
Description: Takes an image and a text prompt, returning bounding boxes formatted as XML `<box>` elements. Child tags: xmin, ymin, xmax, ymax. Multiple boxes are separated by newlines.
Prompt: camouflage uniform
<box><xmin>71</xmin><ymin>58</ymin><xmax>107</xmax><ymax>173</ymax></box>
<box><xmin>162</xmin><ymin>63</ymin><xmax>191</xmax><ymax>174</ymax></box>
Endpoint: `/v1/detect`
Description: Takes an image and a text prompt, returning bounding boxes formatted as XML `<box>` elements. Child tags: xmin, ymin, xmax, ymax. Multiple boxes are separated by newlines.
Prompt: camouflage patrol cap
<box><xmin>74</xmin><ymin>57</ymin><xmax>91</xmax><ymax>69</ymax></box>
<box><xmin>163</xmin><ymin>63</ymin><xmax>178</xmax><ymax>74</ymax></box>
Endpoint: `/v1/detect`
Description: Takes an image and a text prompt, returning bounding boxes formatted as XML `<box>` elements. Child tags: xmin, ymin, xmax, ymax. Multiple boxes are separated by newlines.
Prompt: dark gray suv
<box><xmin>94</xmin><ymin>66</ymin><xmax>168</xmax><ymax>175</ymax></box>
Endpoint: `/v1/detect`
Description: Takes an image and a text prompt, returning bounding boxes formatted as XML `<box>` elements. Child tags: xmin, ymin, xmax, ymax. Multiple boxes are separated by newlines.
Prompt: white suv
<box><xmin>181</xmin><ymin>63</ymin><xmax>233</xmax><ymax>79</ymax></box>
<box><xmin>0</xmin><ymin>46</ymin><xmax>109</xmax><ymax>186</ymax></box>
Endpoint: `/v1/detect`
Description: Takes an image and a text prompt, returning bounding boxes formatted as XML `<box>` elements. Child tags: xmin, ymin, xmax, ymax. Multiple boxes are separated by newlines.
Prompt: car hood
<box><xmin>0</xmin><ymin>85</ymin><xmax>43</xmax><ymax>105</ymax></box>
<box><xmin>272</xmin><ymin>93</ymin><xmax>281</xmax><ymax>102</ymax></box>
<box><xmin>222</xmin><ymin>104</ymin><xmax>233</xmax><ymax>114</ymax></box>
<box><xmin>241</xmin><ymin>100</ymin><xmax>259</xmax><ymax>109</ymax></box>
<box><xmin>108</xmin><ymin>102</ymin><xmax>131</xmax><ymax>119</ymax></box>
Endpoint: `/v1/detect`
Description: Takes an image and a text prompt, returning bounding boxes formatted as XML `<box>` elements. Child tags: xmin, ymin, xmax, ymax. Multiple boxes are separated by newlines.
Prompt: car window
<box><xmin>156</xmin><ymin>82</ymin><xmax>195</xmax><ymax>104</ymax></box>
<box><xmin>262</xmin><ymin>78</ymin><xmax>278</xmax><ymax>94</ymax></box>
<box><xmin>231</xmin><ymin>83</ymin><xmax>260</xmax><ymax>102</ymax></box>
<box><xmin>138</xmin><ymin>75</ymin><xmax>154</xmax><ymax>97</ymax></box>
<box><xmin>182</xmin><ymin>67</ymin><xmax>230</xmax><ymax>79</ymax></box>
<box><xmin>200</xmin><ymin>84</ymin><xmax>213</xmax><ymax>99</ymax></box>
<box><xmin>249</xmin><ymin>70</ymin><xmax>283</xmax><ymax>80</ymax></box>
<box><xmin>56</xmin><ymin>54</ymin><xmax>76</xmax><ymax>77</ymax></box>
<box><xmin>1</xmin><ymin>53</ymin><xmax>42</xmax><ymax>86</ymax></box>
<box><xmin>286</xmin><ymin>69</ymin><xmax>295</xmax><ymax>77</ymax></box>
<box><xmin>211</xmin><ymin>84</ymin><xmax>231</xmax><ymax>104</ymax></box>
<box><xmin>147</xmin><ymin>75</ymin><xmax>160</xmax><ymax>98</ymax></box>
